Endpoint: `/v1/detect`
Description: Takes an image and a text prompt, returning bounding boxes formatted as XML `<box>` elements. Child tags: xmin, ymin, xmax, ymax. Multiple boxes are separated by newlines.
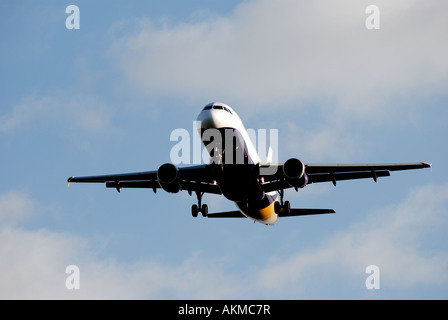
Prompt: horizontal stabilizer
<box><xmin>278</xmin><ymin>208</ymin><xmax>335</xmax><ymax>217</ymax></box>
<box><xmin>206</xmin><ymin>211</ymin><xmax>246</xmax><ymax>218</ymax></box>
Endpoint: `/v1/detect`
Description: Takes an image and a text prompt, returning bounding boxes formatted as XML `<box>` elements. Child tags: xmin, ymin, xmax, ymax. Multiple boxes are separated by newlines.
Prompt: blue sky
<box><xmin>1</xmin><ymin>0</ymin><xmax>447</xmax><ymax>299</ymax></box>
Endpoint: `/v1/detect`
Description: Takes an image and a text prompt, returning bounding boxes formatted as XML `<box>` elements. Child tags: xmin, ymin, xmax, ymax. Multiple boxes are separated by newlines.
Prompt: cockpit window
<box><xmin>224</xmin><ymin>107</ymin><xmax>232</xmax><ymax>114</ymax></box>
<box><xmin>203</xmin><ymin>104</ymin><xmax>233</xmax><ymax>114</ymax></box>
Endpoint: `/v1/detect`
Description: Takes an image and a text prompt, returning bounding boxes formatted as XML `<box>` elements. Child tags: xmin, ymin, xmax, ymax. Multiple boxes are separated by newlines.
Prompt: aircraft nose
<box><xmin>197</xmin><ymin>108</ymin><xmax>219</xmax><ymax>130</ymax></box>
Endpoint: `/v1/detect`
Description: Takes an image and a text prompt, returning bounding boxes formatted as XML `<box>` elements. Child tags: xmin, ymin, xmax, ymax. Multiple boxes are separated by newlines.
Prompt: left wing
<box><xmin>68</xmin><ymin>164</ymin><xmax>222</xmax><ymax>195</ymax></box>
<box><xmin>260</xmin><ymin>162</ymin><xmax>431</xmax><ymax>193</ymax></box>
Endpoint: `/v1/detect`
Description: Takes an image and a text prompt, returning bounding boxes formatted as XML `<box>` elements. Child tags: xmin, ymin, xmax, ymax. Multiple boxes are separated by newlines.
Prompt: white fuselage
<box><xmin>197</xmin><ymin>102</ymin><xmax>279</xmax><ymax>225</ymax></box>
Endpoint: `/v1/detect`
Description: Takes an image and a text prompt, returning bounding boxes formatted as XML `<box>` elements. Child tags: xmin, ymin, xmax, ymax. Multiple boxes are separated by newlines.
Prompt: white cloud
<box><xmin>0</xmin><ymin>94</ymin><xmax>113</xmax><ymax>134</ymax></box>
<box><xmin>283</xmin><ymin>121</ymin><xmax>359</xmax><ymax>161</ymax></box>
<box><xmin>256</xmin><ymin>183</ymin><xmax>448</xmax><ymax>296</ymax></box>
<box><xmin>113</xmin><ymin>0</ymin><xmax>448</xmax><ymax>118</ymax></box>
<box><xmin>0</xmin><ymin>93</ymin><xmax>118</xmax><ymax>153</ymax></box>
<box><xmin>0</xmin><ymin>191</ymin><xmax>34</xmax><ymax>227</ymax></box>
<box><xmin>1</xmin><ymin>183</ymin><xmax>447</xmax><ymax>299</ymax></box>
<box><xmin>110</xmin><ymin>0</ymin><xmax>448</xmax><ymax>164</ymax></box>
<box><xmin>0</xmin><ymin>226</ymin><xmax>243</xmax><ymax>299</ymax></box>
<box><xmin>0</xmin><ymin>191</ymin><xmax>244</xmax><ymax>299</ymax></box>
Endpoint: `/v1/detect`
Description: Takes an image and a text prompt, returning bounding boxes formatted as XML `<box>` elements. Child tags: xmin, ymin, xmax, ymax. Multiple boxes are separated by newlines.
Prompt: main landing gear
<box><xmin>191</xmin><ymin>191</ymin><xmax>208</xmax><ymax>217</ymax></box>
<box><xmin>274</xmin><ymin>189</ymin><xmax>291</xmax><ymax>215</ymax></box>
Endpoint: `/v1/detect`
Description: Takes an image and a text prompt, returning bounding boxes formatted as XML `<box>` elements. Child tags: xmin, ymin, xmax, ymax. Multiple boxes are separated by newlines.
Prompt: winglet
<box><xmin>67</xmin><ymin>177</ymin><xmax>73</xmax><ymax>188</ymax></box>
<box><xmin>421</xmin><ymin>162</ymin><xmax>432</xmax><ymax>173</ymax></box>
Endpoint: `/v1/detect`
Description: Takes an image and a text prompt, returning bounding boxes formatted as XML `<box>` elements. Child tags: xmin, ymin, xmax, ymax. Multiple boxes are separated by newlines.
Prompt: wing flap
<box><xmin>68</xmin><ymin>164</ymin><xmax>221</xmax><ymax>195</ymax></box>
<box><xmin>309</xmin><ymin>170</ymin><xmax>390</xmax><ymax>184</ymax></box>
<box><xmin>180</xmin><ymin>181</ymin><xmax>222</xmax><ymax>195</ymax></box>
<box><xmin>260</xmin><ymin>162</ymin><xmax>430</xmax><ymax>192</ymax></box>
<box><xmin>68</xmin><ymin>171</ymin><xmax>156</xmax><ymax>184</ymax></box>
<box><xmin>105</xmin><ymin>180</ymin><xmax>159</xmax><ymax>189</ymax></box>
<box><xmin>261</xmin><ymin>170</ymin><xmax>391</xmax><ymax>192</ymax></box>
<box><xmin>306</xmin><ymin>162</ymin><xmax>431</xmax><ymax>174</ymax></box>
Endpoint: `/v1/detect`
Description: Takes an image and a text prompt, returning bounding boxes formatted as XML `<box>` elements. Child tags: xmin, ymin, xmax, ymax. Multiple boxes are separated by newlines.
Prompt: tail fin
<box><xmin>266</xmin><ymin>146</ymin><xmax>273</xmax><ymax>163</ymax></box>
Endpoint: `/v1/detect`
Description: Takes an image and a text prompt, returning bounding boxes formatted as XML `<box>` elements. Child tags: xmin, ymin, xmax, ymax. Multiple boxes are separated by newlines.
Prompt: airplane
<box><xmin>68</xmin><ymin>102</ymin><xmax>431</xmax><ymax>225</ymax></box>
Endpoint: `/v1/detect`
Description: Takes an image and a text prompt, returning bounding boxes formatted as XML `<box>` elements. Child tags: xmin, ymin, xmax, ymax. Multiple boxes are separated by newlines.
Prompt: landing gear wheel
<box><xmin>191</xmin><ymin>204</ymin><xmax>199</xmax><ymax>218</ymax></box>
<box><xmin>274</xmin><ymin>201</ymin><xmax>281</xmax><ymax>214</ymax></box>
<box><xmin>192</xmin><ymin>191</ymin><xmax>209</xmax><ymax>218</ymax></box>
<box><xmin>201</xmin><ymin>204</ymin><xmax>208</xmax><ymax>217</ymax></box>
<box><xmin>284</xmin><ymin>201</ymin><xmax>290</xmax><ymax>215</ymax></box>
<box><xmin>275</xmin><ymin>190</ymin><xmax>291</xmax><ymax>215</ymax></box>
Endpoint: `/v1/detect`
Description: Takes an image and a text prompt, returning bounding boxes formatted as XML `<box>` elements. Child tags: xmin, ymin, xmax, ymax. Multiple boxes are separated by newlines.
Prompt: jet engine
<box><xmin>157</xmin><ymin>163</ymin><xmax>181</xmax><ymax>193</ymax></box>
<box><xmin>283</xmin><ymin>158</ymin><xmax>308</xmax><ymax>188</ymax></box>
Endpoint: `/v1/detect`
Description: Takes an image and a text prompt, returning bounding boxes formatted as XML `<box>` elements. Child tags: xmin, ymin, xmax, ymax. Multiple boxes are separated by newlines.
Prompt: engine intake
<box><xmin>157</xmin><ymin>163</ymin><xmax>180</xmax><ymax>193</ymax></box>
<box><xmin>283</xmin><ymin>158</ymin><xmax>308</xmax><ymax>188</ymax></box>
